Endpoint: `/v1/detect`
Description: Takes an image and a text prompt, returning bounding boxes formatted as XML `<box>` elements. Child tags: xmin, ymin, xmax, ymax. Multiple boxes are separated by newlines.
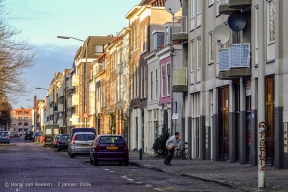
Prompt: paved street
<box><xmin>0</xmin><ymin>137</ymin><xmax>236</xmax><ymax>192</ymax></box>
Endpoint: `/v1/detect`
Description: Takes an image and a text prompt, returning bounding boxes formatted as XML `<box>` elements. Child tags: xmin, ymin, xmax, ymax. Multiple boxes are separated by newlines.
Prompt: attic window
<box><xmin>95</xmin><ymin>45</ymin><xmax>104</xmax><ymax>53</ymax></box>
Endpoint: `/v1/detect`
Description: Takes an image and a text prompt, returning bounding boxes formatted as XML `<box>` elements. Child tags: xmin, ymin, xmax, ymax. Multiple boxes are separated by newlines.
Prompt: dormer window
<box><xmin>95</xmin><ymin>45</ymin><xmax>104</xmax><ymax>53</ymax></box>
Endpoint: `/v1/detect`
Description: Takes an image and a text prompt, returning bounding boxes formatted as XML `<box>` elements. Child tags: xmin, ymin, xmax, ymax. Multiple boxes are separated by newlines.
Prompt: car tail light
<box><xmin>72</xmin><ymin>136</ymin><xmax>76</xmax><ymax>144</ymax></box>
<box><xmin>123</xmin><ymin>144</ymin><xmax>128</xmax><ymax>150</ymax></box>
<box><xmin>58</xmin><ymin>141</ymin><xmax>62</xmax><ymax>144</ymax></box>
<box><xmin>8</xmin><ymin>136</ymin><xmax>10</xmax><ymax>139</ymax></box>
<box><xmin>95</xmin><ymin>144</ymin><xmax>100</xmax><ymax>151</ymax></box>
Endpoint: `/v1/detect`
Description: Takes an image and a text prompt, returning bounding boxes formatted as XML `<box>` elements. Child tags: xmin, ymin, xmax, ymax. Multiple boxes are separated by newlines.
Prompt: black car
<box><xmin>57</xmin><ymin>134</ymin><xmax>69</xmax><ymax>151</ymax></box>
<box><xmin>24</xmin><ymin>131</ymin><xmax>33</xmax><ymax>140</ymax></box>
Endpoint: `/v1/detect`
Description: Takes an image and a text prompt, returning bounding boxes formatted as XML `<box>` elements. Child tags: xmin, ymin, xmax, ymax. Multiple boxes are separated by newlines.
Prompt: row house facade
<box><xmin>10</xmin><ymin>108</ymin><xmax>32</xmax><ymax>134</ymax></box>
<box><xmin>125</xmin><ymin>0</ymin><xmax>181</xmax><ymax>151</ymax></box>
<box><xmin>169</xmin><ymin>0</ymin><xmax>288</xmax><ymax>170</ymax></box>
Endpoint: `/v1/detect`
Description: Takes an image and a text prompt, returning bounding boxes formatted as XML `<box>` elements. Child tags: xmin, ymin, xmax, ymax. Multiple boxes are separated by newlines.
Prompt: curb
<box><xmin>130</xmin><ymin>161</ymin><xmax>254</xmax><ymax>191</ymax></box>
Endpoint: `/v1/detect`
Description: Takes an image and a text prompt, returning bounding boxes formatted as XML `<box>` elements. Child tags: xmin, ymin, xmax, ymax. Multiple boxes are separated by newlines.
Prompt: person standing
<box><xmin>164</xmin><ymin>132</ymin><xmax>181</xmax><ymax>165</ymax></box>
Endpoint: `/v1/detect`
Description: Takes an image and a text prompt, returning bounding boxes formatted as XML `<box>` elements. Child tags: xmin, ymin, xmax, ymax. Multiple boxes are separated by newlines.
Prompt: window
<box><xmin>162</xmin><ymin>65</ymin><xmax>166</xmax><ymax>97</ymax></box>
<box><xmin>255</xmin><ymin>6</ymin><xmax>259</xmax><ymax>65</ymax></box>
<box><xmin>141</xmin><ymin>26</ymin><xmax>144</xmax><ymax>52</ymax></box>
<box><xmin>155</xmin><ymin>69</ymin><xmax>158</xmax><ymax>100</ymax></box>
<box><xmin>197</xmin><ymin>37</ymin><xmax>201</xmax><ymax>69</ymax></box>
<box><xmin>141</xmin><ymin>66</ymin><xmax>144</xmax><ymax>98</ymax></box>
<box><xmin>95</xmin><ymin>45</ymin><xmax>103</xmax><ymax>53</ymax></box>
<box><xmin>196</xmin><ymin>0</ymin><xmax>201</xmax><ymax>27</ymax></box>
<box><xmin>144</xmin><ymin>24</ymin><xmax>148</xmax><ymax>51</ymax></box>
<box><xmin>167</xmin><ymin>63</ymin><xmax>171</xmax><ymax>96</ymax></box>
<box><xmin>216</xmin><ymin>0</ymin><xmax>221</xmax><ymax>16</ymax></box>
<box><xmin>150</xmin><ymin>71</ymin><xmax>153</xmax><ymax>101</ymax></box>
<box><xmin>144</xmin><ymin>65</ymin><xmax>147</xmax><ymax>98</ymax></box>
<box><xmin>208</xmin><ymin>32</ymin><xmax>215</xmax><ymax>63</ymax></box>
<box><xmin>209</xmin><ymin>0</ymin><xmax>214</xmax><ymax>6</ymax></box>
<box><xmin>268</xmin><ymin>0</ymin><xmax>275</xmax><ymax>42</ymax></box>
<box><xmin>191</xmin><ymin>0</ymin><xmax>196</xmax><ymax>30</ymax></box>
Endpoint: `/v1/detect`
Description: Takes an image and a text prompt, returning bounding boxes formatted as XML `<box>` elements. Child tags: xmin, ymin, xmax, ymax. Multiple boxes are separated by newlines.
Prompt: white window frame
<box><xmin>208</xmin><ymin>32</ymin><xmax>214</xmax><ymax>63</ymax></box>
<box><xmin>161</xmin><ymin>65</ymin><xmax>166</xmax><ymax>97</ymax></box>
<box><xmin>155</xmin><ymin>68</ymin><xmax>158</xmax><ymax>100</ymax></box>
<box><xmin>216</xmin><ymin>0</ymin><xmax>221</xmax><ymax>16</ymax></box>
<box><xmin>255</xmin><ymin>6</ymin><xmax>259</xmax><ymax>65</ymax></box>
<box><xmin>267</xmin><ymin>0</ymin><xmax>275</xmax><ymax>44</ymax></box>
<box><xmin>196</xmin><ymin>0</ymin><xmax>201</xmax><ymax>28</ymax></box>
<box><xmin>144</xmin><ymin>65</ymin><xmax>147</xmax><ymax>98</ymax></box>
<box><xmin>191</xmin><ymin>0</ymin><xmax>196</xmax><ymax>31</ymax></box>
<box><xmin>196</xmin><ymin>37</ymin><xmax>201</xmax><ymax>69</ymax></box>
<box><xmin>209</xmin><ymin>0</ymin><xmax>214</xmax><ymax>7</ymax></box>
<box><xmin>150</xmin><ymin>70</ymin><xmax>153</xmax><ymax>102</ymax></box>
<box><xmin>166</xmin><ymin>63</ymin><xmax>171</xmax><ymax>96</ymax></box>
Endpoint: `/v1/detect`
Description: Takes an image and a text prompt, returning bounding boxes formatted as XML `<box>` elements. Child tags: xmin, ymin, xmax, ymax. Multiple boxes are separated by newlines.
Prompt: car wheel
<box><xmin>119</xmin><ymin>161</ymin><xmax>123</xmax><ymax>165</ymax></box>
<box><xmin>7</xmin><ymin>142</ymin><xmax>9</xmax><ymax>144</ymax></box>
<box><xmin>92</xmin><ymin>158</ymin><xmax>98</xmax><ymax>165</ymax></box>
<box><xmin>70</xmin><ymin>153</ymin><xmax>75</xmax><ymax>158</ymax></box>
<box><xmin>89</xmin><ymin>157</ymin><xmax>93</xmax><ymax>164</ymax></box>
<box><xmin>124</xmin><ymin>159</ymin><xmax>129</xmax><ymax>166</ymax></box>
<box><xmin>57</xmin><ymin>147</ymin><xmax>60</xmax><ymax>151</ymax></box>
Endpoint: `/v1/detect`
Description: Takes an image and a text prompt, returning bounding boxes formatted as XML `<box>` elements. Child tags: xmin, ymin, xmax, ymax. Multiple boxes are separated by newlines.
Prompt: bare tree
<box><xmin>0</xmin><ymin>0</ymin><xmax>36</xmax><ymax>104</ymax></box>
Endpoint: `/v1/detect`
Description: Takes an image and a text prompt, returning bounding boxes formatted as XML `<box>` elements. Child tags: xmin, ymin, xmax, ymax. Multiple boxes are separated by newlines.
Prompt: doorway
<box><xmin>265</xmin><ymin>77</ymin><xmax>274</xmax><ymax>165</ymax></box>
<box><xmin>218</xmin><ymin>86</ymin><xmax>229</xmax><ymax>161</ymax></box>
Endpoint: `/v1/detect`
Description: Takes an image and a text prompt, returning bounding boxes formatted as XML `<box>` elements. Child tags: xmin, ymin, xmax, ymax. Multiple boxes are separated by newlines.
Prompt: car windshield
<box><xmin>75</xmin><ymin>134</ymin><xmax>94</xmax><ymax>141</ymax></box>
<box><xmin>99</xmin><ymin>136</ymin><xmax>125</xmax><ymax>144</ymax></box>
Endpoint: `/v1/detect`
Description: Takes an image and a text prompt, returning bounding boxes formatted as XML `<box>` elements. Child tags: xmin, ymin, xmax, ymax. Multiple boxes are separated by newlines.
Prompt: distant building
<box><xmin>10</xmin><ymin>108</ymin><xmax>32</xmax><ymax>135</ymax></box>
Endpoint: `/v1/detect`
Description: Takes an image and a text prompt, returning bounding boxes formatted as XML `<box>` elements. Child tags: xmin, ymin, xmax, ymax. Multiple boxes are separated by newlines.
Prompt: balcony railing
<box><xmin>72</xmin><ymin>74</ymin><xmax>79</xmax><ymax>87</ymax></box>
<box><xmin>218</xmin><ymin>44</ymin><xmax>251</xmax><ymax>74</ymax></box>
<box><xmin>72</xmin><ymin>94</ymin><xmax>79</xmax><ymax>106</ymax></box>
<box><xmin>230</xmin><ymin>44</ymin><xmax>250</xmax><ymax>68</ymax></box>
<box><xmin>173</xmin><ymin>68</ymin><xmax>187</xmax><ymax>86</ymax></box>
<box><xmin>218</xmin><ymin>48</ymin><xmax>230</xmax><ymax>71</ymax></box>
<box><xmin>172</xmin><ymin>16</ymin><xmax>187</xmax><ymax>35</ymax></box>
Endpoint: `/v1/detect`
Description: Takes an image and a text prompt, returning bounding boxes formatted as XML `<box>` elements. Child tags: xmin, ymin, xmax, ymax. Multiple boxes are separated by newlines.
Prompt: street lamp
<box><xmin>26</xmin><ymin>98</ymin><xmax>37</xmax><ymax>131</ymax></box>
<box><xmin>35</xmin><ymin>87</ymin><xmax>51</xmax><ymax>125</ymax></box>
<box><xmin>57</xmin><ymin>35</ymin><xmax>88</xmax><ymax>127</ymax></box>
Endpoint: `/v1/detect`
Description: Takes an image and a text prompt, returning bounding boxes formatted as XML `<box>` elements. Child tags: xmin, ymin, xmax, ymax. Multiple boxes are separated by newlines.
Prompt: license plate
<box><xmin>82</xmin><ymin>144</ymin><xmax>89</xmax><ymax>146</ymax></box>
<box><xmin>65</xmin><ymin>142</ymin><xmax>68</xmax><ymax>144</ymax></box>
<box><xmin>107</xmin><ymin>146</ymin><xmax>118</xmax><ymax>150</ymax></box>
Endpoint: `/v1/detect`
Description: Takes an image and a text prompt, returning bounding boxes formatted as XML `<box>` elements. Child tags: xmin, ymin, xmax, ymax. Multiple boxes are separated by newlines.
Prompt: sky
<box><xmin>3</xmin><ymin>0</ymin><xmax>137</xmax><ymax>108</ymax></box>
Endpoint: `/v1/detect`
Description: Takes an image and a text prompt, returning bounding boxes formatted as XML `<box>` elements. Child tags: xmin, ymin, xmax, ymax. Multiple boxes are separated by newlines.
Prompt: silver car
<box><xmin>68</xmin><ymin>132</ymin><xmax>95</xmax><ymax>158</ymax></box>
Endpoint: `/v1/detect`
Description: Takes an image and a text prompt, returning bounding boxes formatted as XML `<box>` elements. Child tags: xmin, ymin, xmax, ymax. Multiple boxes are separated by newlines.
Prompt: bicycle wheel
<box><xmin>183</xmin><ymin>148</ymin><xmax>188</xmax><ymax>159</ymax></box>
<box><xmin>173</xmin><ymin>149</ymin><xmax>179</xmax><ymax>159</ymax></box>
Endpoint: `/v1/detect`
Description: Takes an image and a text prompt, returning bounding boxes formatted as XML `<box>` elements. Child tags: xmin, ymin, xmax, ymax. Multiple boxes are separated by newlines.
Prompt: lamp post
<box><xmin>35</xmin><ymin>87</ymin><xmax>50</xmax><ymax>125</ymax></box>
<box><xmin>57</xmin><ymin>35</ymin><xmax>88</xmax><ymax>128</ymax></box>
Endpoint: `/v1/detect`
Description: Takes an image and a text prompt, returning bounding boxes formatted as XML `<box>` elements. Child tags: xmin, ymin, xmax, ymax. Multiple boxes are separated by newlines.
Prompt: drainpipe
<box><xmin>257</xmin><ymin>0</ymin><xmax>266</xmax><ymax>188</ymax></box>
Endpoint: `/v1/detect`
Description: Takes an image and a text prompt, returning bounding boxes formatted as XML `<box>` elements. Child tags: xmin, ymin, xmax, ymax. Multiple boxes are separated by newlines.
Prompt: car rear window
<box><xmin>0</xmin><ymin>132</ymin><xmax>8</xmax><ymax>136</ymax></box>
<box><xmin>75</xmin><ymin>134</ymin><xmax>94</xmax><ymax>141</ymax></box>
<box><xmin>60</xmin><ymin>135</ymin><xmax>69</xmax><ymax>140</ymax></box>
<box><xmin>99</xmin><ymin>136</ymin><xmax>125</xmax><ymax>144</ymax></box>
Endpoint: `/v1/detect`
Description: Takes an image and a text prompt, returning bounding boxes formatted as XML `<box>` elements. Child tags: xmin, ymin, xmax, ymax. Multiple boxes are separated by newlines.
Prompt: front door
<box><xmin>218</xmin><ymin>86</ymin><xmax>229</xmax><ymax>161</ymax></box>
<box><xmin>265</xmin><ymin>77</ymin><xmax>275</xmax><ymax>165</ymax></box>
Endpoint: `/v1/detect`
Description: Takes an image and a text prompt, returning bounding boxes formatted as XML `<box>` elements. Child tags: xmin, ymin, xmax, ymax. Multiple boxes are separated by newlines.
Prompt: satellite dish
<box><xmin>165</xmin><ymin>0</ymin><xmax>181</xmax><ymax>15</ymax></box>
<box><xmin>212</xmin><ymin>25</ymin><xmax>231</xmax><ymax>45</ymax></box>
<box><xmin>228</xmin><ymin>11</ymin><xmax>246</xmax><ymax>31</ymax></box>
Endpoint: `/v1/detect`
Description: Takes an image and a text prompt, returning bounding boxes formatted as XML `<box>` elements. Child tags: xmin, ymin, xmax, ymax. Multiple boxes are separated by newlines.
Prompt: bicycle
<box><xmin>173</xmin><ymin>141</ymin><xmax>188</xmax><ymax>160</ymax></box>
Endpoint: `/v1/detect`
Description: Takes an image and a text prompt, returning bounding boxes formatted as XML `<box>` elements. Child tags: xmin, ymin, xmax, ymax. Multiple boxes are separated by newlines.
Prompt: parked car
<box><xmin>0</xmin><ymin>131</ymin><xmax>10</xmax><ymax>144</ymax></box>
<box><xmin>57</xmin><ymin>134</ymin><xmax>69</xmax><ymax>151</ymax></box>
<box><xmin>24</xmin><ymin>131</ymin><xmax>33</xmax><ymax>140</ymax></box>
<box><xmin>50</xmin><ymin>134</ymin><xmax>61</xmax><ymax>148</ymax></box>
<box><xmin>31</xmin><ymin>131</ymin><xmax>43</xmax><ymax>142</ymax></box>
<box><xmin>41</xmin><ymin>125</ymin><xmax>60</xmax><ymax>147</ymax></box>
<box><xmin>69</xmin><ymin>127</ymin><xmax>96</xmax><ymax>139</ymax></box>
<box><xmin>68</xmin><ymin>132</ymin><xmax>95</xmax><ymax>158</ymax></box>
<box><xmin>89</xmin><ymin>134</ymin><xmax>129</xmax><ymax>165</ymax></box>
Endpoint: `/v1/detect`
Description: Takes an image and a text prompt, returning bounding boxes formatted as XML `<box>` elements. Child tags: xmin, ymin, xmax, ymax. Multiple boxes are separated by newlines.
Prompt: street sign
<box><xmin>174</xmin><ymin>101</ymin><xmax>177</xmax><ymax>113</ymax></box>
<box><xmin>172</xmin><ymin>113</ymin><xmax>179</xmax><ymax>120</ymax></box>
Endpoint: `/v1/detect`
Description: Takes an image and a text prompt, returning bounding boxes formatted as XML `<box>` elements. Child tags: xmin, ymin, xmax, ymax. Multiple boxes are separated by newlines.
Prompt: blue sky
<box><xmin>3</xmin><ymin>0</ymin><xmax>137</xmax><ymax>108</ymax></box>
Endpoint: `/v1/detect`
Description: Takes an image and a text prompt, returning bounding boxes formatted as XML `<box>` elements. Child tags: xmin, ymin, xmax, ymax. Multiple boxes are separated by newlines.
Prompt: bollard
<box><xmin>139</xmin><ymin>148</ymin><xmax>142</xmax><ymax>160</ymax></box>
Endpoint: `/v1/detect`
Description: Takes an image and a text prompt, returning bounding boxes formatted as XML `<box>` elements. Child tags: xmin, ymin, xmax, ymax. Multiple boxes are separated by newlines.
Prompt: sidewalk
<box><xmin>129</xmin><ymin>152</ymin><xmax>288</xmax><ymax>191</ymax></box>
